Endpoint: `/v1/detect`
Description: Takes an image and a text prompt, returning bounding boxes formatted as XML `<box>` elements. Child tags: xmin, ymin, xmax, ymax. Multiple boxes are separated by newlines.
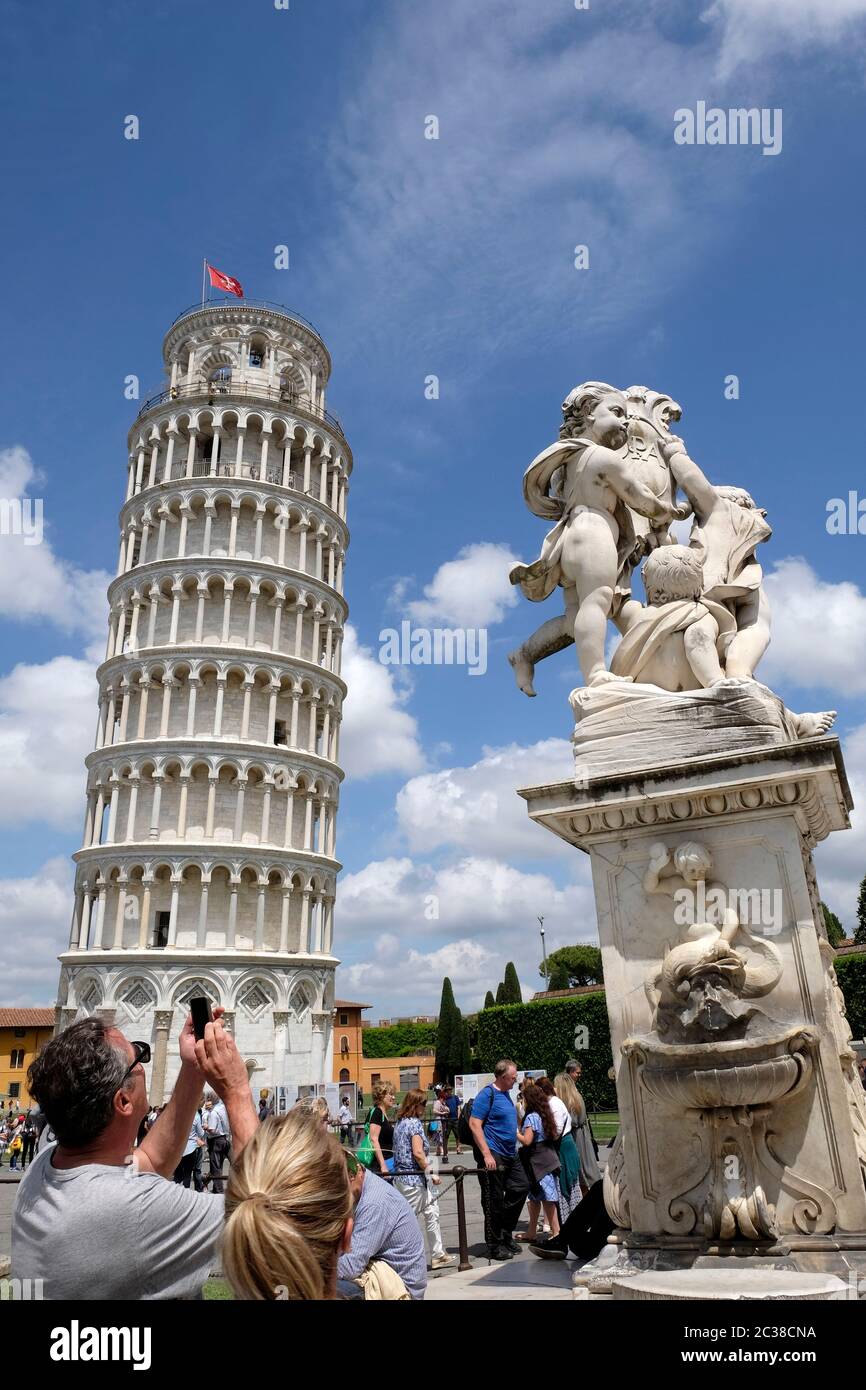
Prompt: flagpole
<box><xmin>201</xmin><ymin>258</ymin><xmax>207</xmax><ymax>308</ymax></box>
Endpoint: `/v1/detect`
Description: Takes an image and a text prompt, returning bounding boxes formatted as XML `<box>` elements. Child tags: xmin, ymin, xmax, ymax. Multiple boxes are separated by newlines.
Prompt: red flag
<box><xmin>207</xmin><ymin>264</ymin><xmax>244</xmax><ymax>298</ymax></box>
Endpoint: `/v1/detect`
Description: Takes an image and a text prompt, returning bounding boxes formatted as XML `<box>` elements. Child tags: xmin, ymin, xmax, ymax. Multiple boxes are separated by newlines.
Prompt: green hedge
<box><xmin>835</xmin><ymin>952</ymin><xmax>866</xmax><ymax>1040</ymax></box>
<box><xmin>362</xmin><ymin>1023</ymin><xmax>438</xmax><ymax>1058</ymax></box>
<box><xmin>476</xmin><ymin>992</ymin><xmax>616</xmax><ymax>1110</ymax></box>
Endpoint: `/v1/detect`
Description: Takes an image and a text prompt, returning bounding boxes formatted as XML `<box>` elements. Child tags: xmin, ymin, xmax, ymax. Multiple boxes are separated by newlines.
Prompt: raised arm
<box><xmin>662</xmin><ymin>438</ymin><xmax>718</xmax><ymax>523</ymax></box>
<box><xmin>135</xmin><ymin>1013</ymin><xmax>210</xmax><ymax>1177</ymax></box>
<box><xmin>596</xmin><ymin>448</ymin><xmax>677</xmax><ymax>524</ymax></box>
<box><xmin>138</xmin><ymin>1012</ymin><xmax>257</xmax><ymax>1178</ymax></box>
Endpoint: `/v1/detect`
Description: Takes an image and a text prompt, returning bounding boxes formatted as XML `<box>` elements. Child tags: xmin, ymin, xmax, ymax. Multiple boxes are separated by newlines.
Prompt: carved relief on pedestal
<box><xmin>622</xmin><ymin>835</ymin><xmax>830</xmax><ymax>1242</ymax></box>
<box><xmin>603</xmin><ymin>1131</ymin><xmax>631</xmax><ymax>1230</ymax></box>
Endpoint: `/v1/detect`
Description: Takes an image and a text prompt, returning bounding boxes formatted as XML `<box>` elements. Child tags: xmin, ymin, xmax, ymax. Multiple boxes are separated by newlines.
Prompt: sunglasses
<box><xmin>121</xmin><ymin>1041</ymin><xmax>151</xmax><ymax>1084</ymax></box>
<box><xmin>343</xmin><ymin>1149</ymin><xmax>361</xmax><ymax>1177</ymax></box>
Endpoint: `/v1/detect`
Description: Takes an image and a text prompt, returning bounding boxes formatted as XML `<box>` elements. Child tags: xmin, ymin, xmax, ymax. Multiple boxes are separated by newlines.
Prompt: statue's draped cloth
<box><xmin>609</xmin><ymin>597</ymin><xmax>737</xmax><ymax>682</ymax></box>
<box><xmin>508</xmin><ymin>439</ymin><xmax>638</xmax><ymax>602</ymax></box>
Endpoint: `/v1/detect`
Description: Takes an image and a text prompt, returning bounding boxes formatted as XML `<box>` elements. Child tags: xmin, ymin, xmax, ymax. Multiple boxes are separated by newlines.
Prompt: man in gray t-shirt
<box><xmin>13</xmin><ymin>1010</ymin><xmax>257</xmax><ymax>1300</ymax></box>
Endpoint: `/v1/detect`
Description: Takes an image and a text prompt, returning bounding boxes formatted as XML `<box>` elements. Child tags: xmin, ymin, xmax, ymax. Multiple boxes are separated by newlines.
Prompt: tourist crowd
<box><xmin>10</xmin><ymin>1014</ymin><xmax>611</xmax><ymax>1300</ymax></box>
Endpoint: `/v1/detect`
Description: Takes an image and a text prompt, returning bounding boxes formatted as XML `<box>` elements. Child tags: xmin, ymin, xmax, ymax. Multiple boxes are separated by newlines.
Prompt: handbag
<box><xmin>521</xmin><ymin>1135</ymin><xmax>561</xmax><ymax>1184</ymax></box>
<box><xmin>356</xmin><ymin>1108</ymin><xmax>375</xmax><ymax>1167</ymax></box>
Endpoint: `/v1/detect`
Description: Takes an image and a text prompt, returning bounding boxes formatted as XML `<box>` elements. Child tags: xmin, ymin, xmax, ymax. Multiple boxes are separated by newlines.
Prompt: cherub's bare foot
<box><xmin>508</xmin><ymin>647</ymin><xmax>537</xmax><ymax>697</ymax></box>
<box><xmin>588</xmin><ymin>669</ymin><xmax>633</xmax><ymax>687</ymax></box>
<box><xmin>791</xmin><ymin>710</ymin><xmax>837</xmax><ymax>738</ymax></box>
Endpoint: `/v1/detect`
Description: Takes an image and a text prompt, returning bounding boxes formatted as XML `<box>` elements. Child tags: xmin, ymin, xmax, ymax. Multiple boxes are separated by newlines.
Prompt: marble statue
<box><xmin>514</xmin><ymin>379</ymin><xmax>866</xmax><ymax>1293</ymax></box>
<box><xmin>509</xmin><ymin>381</ymin><xmax>835</xmax><ymax>758</ymax></box>
<box><xmin>508</xmin><ymin>382</ymin><xmax>681</xmax><ymax>691</ymax></box>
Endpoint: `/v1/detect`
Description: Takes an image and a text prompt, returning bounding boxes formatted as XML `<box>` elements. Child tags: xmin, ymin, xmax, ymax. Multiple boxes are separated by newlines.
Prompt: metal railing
<box><xmin>168</xmin><ymin>298</ymin><xmax>324</xmax><ymax>339</ymax></box>
<box><xmin>184</xmin><ymin>459</ymin><xmax>288</xmax><ymax>486</ymax></box>
<box><xmin>135</xmin><ymin>378</ymin><xmax>346</xmax><ymax>441</ymax></box>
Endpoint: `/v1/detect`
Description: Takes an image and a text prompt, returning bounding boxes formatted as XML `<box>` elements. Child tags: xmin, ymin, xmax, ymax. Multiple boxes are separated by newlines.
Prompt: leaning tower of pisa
<box><xmin>57</xmin><ymin>299</ymin><xmax>350</xmax><ymax>1101</ymax></box>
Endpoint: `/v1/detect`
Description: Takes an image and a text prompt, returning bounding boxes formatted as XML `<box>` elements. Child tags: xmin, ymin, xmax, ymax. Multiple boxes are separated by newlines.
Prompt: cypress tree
<box><xmin>821</xmin><ymin>902</ymin><xmax>845</xmax><ymax>948</ymax></box>
<box><xmin>503</xmin><ymin>961</ymin><xmax>522</xmax><ymax>1004</ymax></box>
<box><xmin>435</xmin><ymin>977</ymin><xmax>457</xmax><ymax>1082</ymax></box>
<box><xmin>856</xmin><ymin>874</ymin><xmax>866</xmax><ymax>945</ymax></box>
<box><xmin>483</xmin><ymin>990</ymin><xmax>496</xmax><ymax>1010</ymax></box>
<box><xmin>495</xmin><ymin>981</ymin><xmax>507</xmax><ymax>1006</ymax></box>
<box><xmin>435</xmin><ymin>977</ymin><xmax>466</xmax><ymax>1082</ymax></box>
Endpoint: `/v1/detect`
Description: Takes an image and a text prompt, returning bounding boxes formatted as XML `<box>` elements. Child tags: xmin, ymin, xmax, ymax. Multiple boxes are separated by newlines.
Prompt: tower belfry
<box><xmin>58</xmin><ymin>299</ymin><xmax>351</xmax><ymax>1099</ymax></box>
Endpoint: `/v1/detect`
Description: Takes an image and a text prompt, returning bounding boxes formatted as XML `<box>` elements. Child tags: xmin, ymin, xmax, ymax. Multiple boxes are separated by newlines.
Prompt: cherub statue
<box><xmin>508</xmin><ymin>382</ymin><xmax>680</xmax><ymax>690</ymax></box>
<box><xmin>609</xmin><ymin>544</ymin><xmax>735</xmax><ymax>689</ymax></box>
<box><xmin>660</xmin><ymin>435</ymin><xmax>772</xmax><ymax>679</ymax></box>
<box><xmin>643</xmin><ymin>840</ymin><xmax>783</xmax><ymax>1041</ymax></box>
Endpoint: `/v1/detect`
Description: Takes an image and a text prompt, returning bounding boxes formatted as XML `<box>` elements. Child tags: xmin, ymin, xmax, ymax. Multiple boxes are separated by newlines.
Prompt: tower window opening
<box><xmin>153</xmin><ymin>911</ymin><xmax>170</xmax><ymax>949</ymax></box>
<box><xmin>209</xmin><ymin>366</ymin><xmax>232</xmax><ymax>393</ymax></box>
<box><xmin>274</xmin><ymin>720</ymin><xmax>287</xmax><ymax>747</ymax></box>
<box><xmin>248</xmin><ymin>346</ymin><xmax>264</xmax><ymax>368</ymax></box>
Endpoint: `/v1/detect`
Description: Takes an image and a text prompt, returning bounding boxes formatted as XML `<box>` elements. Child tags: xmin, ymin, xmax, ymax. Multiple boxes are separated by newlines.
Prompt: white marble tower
<box><xmin>57</xmin><ymin>299</ymin><xmax>351</xmax><ymax>1101</ymax></box>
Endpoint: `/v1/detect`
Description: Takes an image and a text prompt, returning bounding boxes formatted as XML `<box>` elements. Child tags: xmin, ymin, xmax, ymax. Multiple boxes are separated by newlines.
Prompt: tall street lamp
<box><xmin>538</xmin><ymin>915</ymin><xmax>547</xmax><ymax>982</ymax></box>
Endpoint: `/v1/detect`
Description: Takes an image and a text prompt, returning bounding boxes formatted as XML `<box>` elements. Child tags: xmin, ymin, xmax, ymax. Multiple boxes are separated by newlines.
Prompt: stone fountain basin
<box><xmin>625</xmin><ymin>1026</ymin><xmax>819</xmax><ymax>1110</ymax></box>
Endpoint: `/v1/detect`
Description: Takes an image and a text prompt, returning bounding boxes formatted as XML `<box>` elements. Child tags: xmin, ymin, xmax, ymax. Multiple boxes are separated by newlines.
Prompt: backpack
<box><xmin>457</xmin><ymin>1084</ymin><xmax>497</xmax><ymax>1147</ymax></box>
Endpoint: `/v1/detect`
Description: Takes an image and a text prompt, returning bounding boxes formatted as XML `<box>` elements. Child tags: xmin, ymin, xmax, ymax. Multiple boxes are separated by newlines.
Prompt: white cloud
<box><xmin>339</xmin><ymin>625</ymin><xmax>426</xmax><ymax>779</ymax></box>
<box><xmin>398</xmin><ymin>542</ymin><xmax>520</xmax><ymax>629</ymax></box>
<box><xmin>336</xmin><ymin>853</ymin><xmax>596</xmax><ymax>1014</ymax></box>
<box><xmin>761</xmin><ymin>559</ymin><xmax>866</xmax><ymax>696</ymax></box>
<box><xmin>0</xmin><ymin>655</ymin><xmax>96</xmax><ymax>829</ymax></box>
<box><xmin>339</xmin><ymin>853</ymin><xmax>593</xmax><ymax>935</ymax></box>
<box><xmin>396</xmin><ymin>738</ymin><xmax>575</xmax><ymax>859</ymax></box>
<box><xmin>0</xmin><ymin>446</ymin><xmax>111</xmax><ymax>648</ymax></box>
<box><xmin>315</xmin><ymin>3</ymin><xmax>730</xmax><ymax>363</ymax></box>
<box><xmin>703</xmin><ymin>0</ymin><xmax>866</xmax><ymax>77</ymax></box>
<box><xmin>341</xmin><ymin>936</ymin><xmax>495</xmax><ymax>1015</ymax></box>
<box><xmin>0</xmin><ymin>856</ymin><xmax>70</xmax><ymax>1004</ymax></box>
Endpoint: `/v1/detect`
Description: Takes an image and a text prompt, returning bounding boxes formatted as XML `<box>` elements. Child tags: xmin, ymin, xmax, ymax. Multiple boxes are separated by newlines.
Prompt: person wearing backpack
<box><xmin>20</xmin><ymin>1113</ymin><xmax>39</xmax><ymax>1169</ymax></box>
<box><xmin>466</xmin><ymin>1059</ymin><xmax>530</xmax><ymax>1261</ymax></box>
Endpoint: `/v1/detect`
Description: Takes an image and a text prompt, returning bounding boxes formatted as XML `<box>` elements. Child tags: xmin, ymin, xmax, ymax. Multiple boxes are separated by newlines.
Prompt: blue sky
<box><xmin>1</xmin><ymin>0</ymin><xmax>865</xmax><ymax>1016</ymax></box>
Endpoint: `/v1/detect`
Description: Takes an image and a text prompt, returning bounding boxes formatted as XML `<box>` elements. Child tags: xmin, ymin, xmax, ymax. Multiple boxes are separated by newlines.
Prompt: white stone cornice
<box><xmin>96</xmin><ymin>644</ymin><xmax>347</xmax><ymax>698</ymax></box>
<box><xmin>107</xmin><ymin>556</ymin><xmax>347</xmax><ymax>616</ymax></box>
<box><xmin>121</xmin><ymin>475</ymin><xmax>350</xmax><ymax>542</ymax></box>
<box><xmin>85</xmin><ymin>736</ymin><xmax>344</xmax><ymax>783</ymax></box>
<box><xmin>72</xmin><ymin>842</ymin><xmax>342</xmax><ymax>877</ymax></box>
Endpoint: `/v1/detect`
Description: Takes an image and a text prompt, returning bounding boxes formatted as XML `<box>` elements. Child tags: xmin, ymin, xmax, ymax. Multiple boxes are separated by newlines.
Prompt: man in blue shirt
<box><xmin>468</xmin><ymin>1059</ymin><xmax>529</xmax><ymax>1260</ymax></box>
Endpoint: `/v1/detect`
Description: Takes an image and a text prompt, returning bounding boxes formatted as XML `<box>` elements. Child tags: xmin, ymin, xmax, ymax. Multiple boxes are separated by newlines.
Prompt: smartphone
<box><xmin>190</xmin><ymin>995</ymin><xmax>213</xmax><ymax>1042</ymax></box>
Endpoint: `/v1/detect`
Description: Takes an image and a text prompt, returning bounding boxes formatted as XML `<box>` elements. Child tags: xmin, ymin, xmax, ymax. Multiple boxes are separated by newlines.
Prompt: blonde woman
<box><xmin>222</xmin><ymin>1109</ymin><xmax>353</xmax><ymax>1300</ymax></box>
<box><xmin>295</xmin><ymin>1094</ymin><xmax>332</xmax><ymax>1129</ymax></box>
<box><xmin>364</xmin><ymin>1081</ymin><xmax>396</xmax><ymax>1176</ymax></box>
<box><xmin>555</xmin><ymin>1070</ymin><xmax>601</xmax><ymax>1189</ymax></box>
<box><xmin>392</xmin><ymin>1091</ymin><xmax>455</xmax><ymax>1270</ymax></box>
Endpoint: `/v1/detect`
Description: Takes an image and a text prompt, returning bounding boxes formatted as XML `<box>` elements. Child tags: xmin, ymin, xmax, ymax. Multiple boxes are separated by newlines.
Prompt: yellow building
<box><xmin>360</xmin><ymin>1054</ymin><xmax>436</xmax><ymax>1096</ymax></box>
<box><xmin>333</xmin><ymin>1000</ymin><xmax>371</xmax><ymax>1087</ymax></box>
<box><xmin>332</xmin><ymin>1001</ymin><xmax>436</xmax><ymax>1097</ymax></box>
<box><xmin>0</xmin><ymin>1009</ymin><xmax>55</xmax><ymax>1111</ymax></box>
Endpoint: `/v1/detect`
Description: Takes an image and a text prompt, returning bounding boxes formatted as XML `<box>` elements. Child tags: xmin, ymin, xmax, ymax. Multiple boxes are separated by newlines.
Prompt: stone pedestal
<box><xmin>608</xmin><ymin>1269</ymin><xmax>848</xmax><ymax>1300</ymax></box>
<box><xmin>521</xmin><ymin>735</ymin><xmax>866</xmax><ymax>1292</ymax></box>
